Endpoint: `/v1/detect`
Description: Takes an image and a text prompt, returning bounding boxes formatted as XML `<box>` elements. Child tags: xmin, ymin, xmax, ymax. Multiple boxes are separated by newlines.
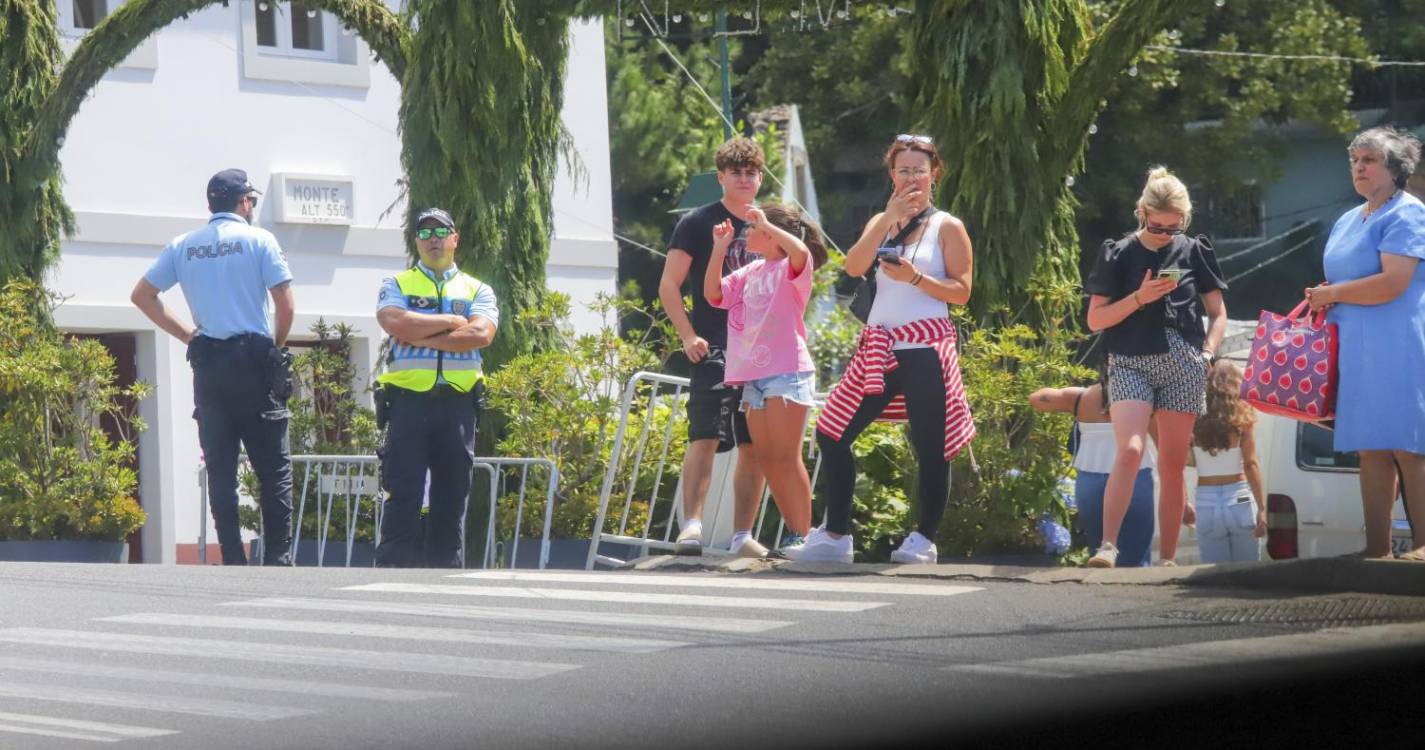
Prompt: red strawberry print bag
<box><xmin>1240</xmin><ymin>299</ymin><xmax>1338</xmax><ymax>422</ymax></box>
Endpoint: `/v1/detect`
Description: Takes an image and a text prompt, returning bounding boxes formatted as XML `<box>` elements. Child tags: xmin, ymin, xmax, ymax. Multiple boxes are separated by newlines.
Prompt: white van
<box><xmin>1152</xmin><ymin>413</ymin><xmax>1412</xmax><ymax>564</ymax></box>
<box><xmin>1253</xmin><ymin>413</ymin><xmax>1415</xmax><ymax>559</ymax></box>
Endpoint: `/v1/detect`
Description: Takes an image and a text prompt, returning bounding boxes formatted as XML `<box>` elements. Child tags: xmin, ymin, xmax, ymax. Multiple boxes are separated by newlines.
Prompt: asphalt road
<box><xmin>1</xmin><ymin>562</ymin><xmax>1422</xmax><ymax>749</ymax></box>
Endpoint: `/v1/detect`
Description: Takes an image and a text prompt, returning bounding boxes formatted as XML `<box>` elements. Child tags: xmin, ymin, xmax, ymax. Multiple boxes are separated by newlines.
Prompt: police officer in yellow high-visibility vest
<box><xmin>374</xmin><ymin>208</ymin><xmax>498</xmax><ymax>567</ymax></box>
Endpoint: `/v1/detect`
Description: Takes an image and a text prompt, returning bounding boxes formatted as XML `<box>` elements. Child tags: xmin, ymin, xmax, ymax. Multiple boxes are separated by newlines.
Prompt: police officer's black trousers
<box><xmin>375</xmin><ymin>387</ymin><xmax>477</xmax><ymax>568</ymax></box>
<box><xmin>190</xmin><ymin>335</ymin><xmax>294</xmax><ymax>566</ymax></box>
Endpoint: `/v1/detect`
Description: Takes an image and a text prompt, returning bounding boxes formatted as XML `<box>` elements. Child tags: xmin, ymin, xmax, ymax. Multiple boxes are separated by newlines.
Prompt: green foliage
<box><xmin>0</xmin><ymin>0</ymin><xmax>72</xmax><ymax>283</ymax></box>
<box><xmin>604</xmin><ymin>14</ymin><xmax>789</xmax><ymax>320</ymax></box>
<box><xmin>400</xmin><ymin>0</ymin><xmax>569</xmax><ymax>370</ymax></box>
<box><xmin>1077</xmin><ymin>0</ymin><xmax>1372</xmax><ymax>316</ymax></box>
<box><xmin>745</xmin><ymin>4</ymin><xmax>909</xmax><ymax>246</ymax></box>
<box><xmin>906</xmin><ymin>0</ymin><xmax>1197</xmax><ymax>323</ymax></box>
<box><xmin>238</xmin><ymin>320</ymin><xmax>381</xmax><ymax>541</ymax></box>
<box><xmin>484</xmin><ymin>291</ymin><xmax>680</xmax><ymax>542</ymax></box>
<box><xmin>0</xmin><ymin>278</ymin><xmax>149</xmax><ymax>541</ymax></box>
<box><xmin>938</xmin><ymin>284</ymin><xmax>1095</xmax><ymax>558</ymax></box>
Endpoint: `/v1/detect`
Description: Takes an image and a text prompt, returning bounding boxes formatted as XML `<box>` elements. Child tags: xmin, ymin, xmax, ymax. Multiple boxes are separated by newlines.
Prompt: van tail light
<box><xmin>1266</xmin><ymin>493</ymin><xmax>1299</xmax><ymax>559</ymax></box>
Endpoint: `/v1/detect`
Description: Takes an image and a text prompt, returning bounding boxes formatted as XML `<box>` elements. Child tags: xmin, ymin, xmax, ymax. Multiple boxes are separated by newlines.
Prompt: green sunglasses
<box><xmin>415</xmin><ymin>227</ymin><xmax>454</xmax><ymax>240</ymax></box>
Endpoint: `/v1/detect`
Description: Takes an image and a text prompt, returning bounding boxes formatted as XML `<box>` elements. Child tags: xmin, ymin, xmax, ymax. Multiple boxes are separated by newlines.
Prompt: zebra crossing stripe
<box><xmin>228</xmin><ymin>597</ymin><xmax>792</xmax><ymax>634</ymax></box>
<box><xmin>0</xmin><ymin>684</ymin><xmax>311</xmax><ymax>721</ymax></box>
<box><xmin>99</xmin><ymin>613</ymin><xmax>688</xmax><ymax>653</ymax></box>
<box><xmin>450</xmin><ymin>571</ymin><xmax>984</xmax><ymax>597</ymax></box>
<box><xmin>0</xmin><ymin>657</ymin><xmax>452</xmax><ymax>702</ymax></box>
<box><xmin>341</xmin><ymin>583</ymin><xmax>889</xmax><ymax>612</ymax></box>
<box><xmin>0</xmin><ymin>628</ymin><xmax>579</xmax><ymax>681</ymax></box>
<box><xmin>0</xmin><ymin>712</ymin><xmax>176</xmax><ymax>743</ymax></box>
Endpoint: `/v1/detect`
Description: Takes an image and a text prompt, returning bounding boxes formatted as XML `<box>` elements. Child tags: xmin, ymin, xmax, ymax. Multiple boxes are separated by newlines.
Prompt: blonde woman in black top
<box><xmin>1083</xmin><ymin>166</ymin><xmax>1229</xmax><ymax>567</ymax></box>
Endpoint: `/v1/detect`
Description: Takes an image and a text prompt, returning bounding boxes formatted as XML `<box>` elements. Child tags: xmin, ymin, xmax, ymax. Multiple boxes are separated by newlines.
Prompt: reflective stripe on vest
<box><xmin>378</xmin><ymin>267</ymin><xmax>485</xmax><ymax>393</ymax></box>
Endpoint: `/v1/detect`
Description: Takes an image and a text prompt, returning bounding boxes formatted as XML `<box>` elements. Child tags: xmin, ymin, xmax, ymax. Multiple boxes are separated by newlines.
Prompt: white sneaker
<box><xmin>1087</xmin><ymin>541</ymin><xmax>1119</xmax><ymax>568</ymax></box>
<box><xmin>1154</xmin><ymin>559</ymin><xmax>1177</xmax><ymax>567</ymax></box>
<box><xmin>890</xmin><ymin>531</ymin><xmax>938</xmax><ymax>564</ymax></box>
<box><xmin>674</xmin><ymin>525</ymin><xmax>702</xmax><ymax>556</ymax></box>
<box><xmin>729</xmin><ymin>536</ymin><xmax>769</xmax><ymax>558</ymax></box>
<box><xmin>790</xmin><ymin>527</ymin><xmax>854</xmax><ymax>564</ymax></box>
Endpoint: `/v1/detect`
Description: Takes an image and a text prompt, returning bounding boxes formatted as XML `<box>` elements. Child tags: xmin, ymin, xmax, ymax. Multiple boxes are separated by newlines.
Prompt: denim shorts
<box><xmin>740</xmin><ymin>371</ymin><xmax>816</xmax><ymax>410</ymax></box>
<box><xmin>1195</xmin><ymin>480</ymin><xmax>1261</xmax><ymax>563</ymax></box>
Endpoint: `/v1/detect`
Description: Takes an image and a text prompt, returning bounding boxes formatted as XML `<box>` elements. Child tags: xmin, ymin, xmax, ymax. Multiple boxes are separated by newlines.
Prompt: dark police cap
<box><xmin>415</xmin><ymin>207</ymin><xmax>456</xmax><ymax>229</ymax></box>
<box><xmin>207</xmin><ymin>169</ymin><xmax>261</xmax><ymax>199</ymax></box>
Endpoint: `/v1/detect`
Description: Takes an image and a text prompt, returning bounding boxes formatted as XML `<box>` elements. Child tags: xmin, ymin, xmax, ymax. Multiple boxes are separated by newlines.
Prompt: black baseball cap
<box><xmin>415</xmin><ymin>207</ymin><xmax>455</xmax><ymax>229</ymax></box>
<box><xmin>207</xmin><ymin>169</ymin><xmax>260</xmax><ymax>199</ymax></box>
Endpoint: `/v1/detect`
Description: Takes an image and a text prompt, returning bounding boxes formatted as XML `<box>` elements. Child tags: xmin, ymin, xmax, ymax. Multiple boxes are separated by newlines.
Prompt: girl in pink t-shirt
<box><xmin>703</xmin><ymin>202</ymin><xmax>828</xmax><ymax>549</ymax></box>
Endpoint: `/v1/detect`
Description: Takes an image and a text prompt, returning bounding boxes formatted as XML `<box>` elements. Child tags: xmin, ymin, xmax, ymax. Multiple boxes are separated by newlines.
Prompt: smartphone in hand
<box><xmin>876</xmin><ymin>248</ymin><xmax>904</xmax><ymax>266</ymax></box>
<box><xmin>1157</xmin><ymin>268</ymin><xmax>1185</xmax><ymax>282</ymax></box>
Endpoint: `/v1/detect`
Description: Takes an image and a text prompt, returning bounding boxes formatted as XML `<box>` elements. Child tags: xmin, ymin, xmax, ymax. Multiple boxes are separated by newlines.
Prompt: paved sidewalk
<box><xmin>625</xmin><ymin>554</ymin><xmax>1425</xmax><ymax>597</ymax></box>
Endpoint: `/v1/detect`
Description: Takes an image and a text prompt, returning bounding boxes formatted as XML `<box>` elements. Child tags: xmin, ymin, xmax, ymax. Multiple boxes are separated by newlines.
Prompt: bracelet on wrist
<box><xmin>911</xmin><ymin>272</ymin><xmax>924</xmax><ymax>286</ymax></box>
<box><xmin>1132</xmin><ymin>291</ymin><xmax>1143</xmax><ymax>308</ymax></box>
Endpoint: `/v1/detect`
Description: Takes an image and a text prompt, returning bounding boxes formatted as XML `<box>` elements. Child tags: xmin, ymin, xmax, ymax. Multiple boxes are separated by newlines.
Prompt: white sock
<box><xmin>681</xmin><ymin>519</ymin><xmax>702</xmax><ymax>538</ymax></box>
<box><xmin>729</xmin><ymin>530</ymin><xmax>752</xmax><ymax>549</ymax></box>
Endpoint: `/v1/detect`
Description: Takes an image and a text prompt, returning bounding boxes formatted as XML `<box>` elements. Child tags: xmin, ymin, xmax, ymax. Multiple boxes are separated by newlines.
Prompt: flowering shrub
<box><xmin>0</xmin><ymin>279</ymin><xmax>149</xmax><ymax>541</ymax></box>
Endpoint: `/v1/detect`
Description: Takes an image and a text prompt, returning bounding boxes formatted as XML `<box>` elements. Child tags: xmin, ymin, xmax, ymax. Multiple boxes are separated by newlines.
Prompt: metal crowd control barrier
<box><xmin>198</xmin><ymin>454</ymin><xmax>559</xmax><ymax>569</ymax></box>
<box><xmin>585</xmin><ymin>371</ymin><xmax>825</xmax><ymax>569</ymax></box>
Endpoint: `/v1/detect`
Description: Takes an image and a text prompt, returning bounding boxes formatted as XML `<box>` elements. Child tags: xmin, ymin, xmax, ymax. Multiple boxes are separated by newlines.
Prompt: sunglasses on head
<box><xmin>897</xmin><ymin>134</ymin><xmax>933</xmax><ymax>145</ymax></box>
<box><xmin>416</xmin><ymin>227</ymin><xmax>454</xmax><ymax>240</ymax></box>
<box><xmin>1145</xmin><ymin>224</ymin><xmax>1185</xmax><ymax>236</ymax></box>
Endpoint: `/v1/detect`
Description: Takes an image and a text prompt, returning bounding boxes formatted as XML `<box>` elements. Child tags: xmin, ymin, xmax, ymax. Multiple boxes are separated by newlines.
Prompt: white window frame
<box><xmin>58</xmin><ymin>0</ymin><xmax>110</xmax><ymax>33</ymax></box>
<box><xmin>252</xmin><ymin>1</ymin><xmax>341</xmax><ymax>63</ymax></box>
<box><xmin>240</xmin><ymin>0</ymin><xmax>372</xmax><ymax>89</ymax></box>
<box><xmin>56</xmin><ymin>0</ymin><xmax>160</xmax><ymax>71</ymax></box>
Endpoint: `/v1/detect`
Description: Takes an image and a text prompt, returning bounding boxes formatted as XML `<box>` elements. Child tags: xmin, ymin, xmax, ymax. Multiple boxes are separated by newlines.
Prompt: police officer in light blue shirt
<box><xmin>130</xmin><ymin>168</ymin><xmax>297</xmax><ymax>566</ymax></box>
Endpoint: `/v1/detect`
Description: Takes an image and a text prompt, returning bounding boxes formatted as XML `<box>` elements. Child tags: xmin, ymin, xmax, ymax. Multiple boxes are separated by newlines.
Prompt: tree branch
<box><xmin>1046</xmin><ymin>0</ymin><xmax>1197</xmax><ymax>178</ymax></box>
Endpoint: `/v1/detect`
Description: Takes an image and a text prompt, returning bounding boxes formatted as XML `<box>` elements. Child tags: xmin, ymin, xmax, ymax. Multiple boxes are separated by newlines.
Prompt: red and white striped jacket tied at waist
<box><xmin>815</xmin><ymin>317</ymin><xmax>976</xmax><ymax>461</ymax></box>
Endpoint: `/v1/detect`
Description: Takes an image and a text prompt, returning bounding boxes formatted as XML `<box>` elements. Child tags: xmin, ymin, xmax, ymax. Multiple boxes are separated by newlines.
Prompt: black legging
<box><xmin>816</xmin><ymin>347</ymin><xmax>950</xmax><ymax>536</ymax></box>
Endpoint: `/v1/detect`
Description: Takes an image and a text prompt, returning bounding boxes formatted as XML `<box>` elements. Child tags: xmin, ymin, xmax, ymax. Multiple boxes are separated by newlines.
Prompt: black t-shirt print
<box><xmin>667</xmin><ymin>201</ymin><xmax>753</xmax><ymax>389</ymax></box>
<box><xmin>1084</xmin><ymin>233</ymin><xmax>1228</xmax><ymax>356</ymax></box>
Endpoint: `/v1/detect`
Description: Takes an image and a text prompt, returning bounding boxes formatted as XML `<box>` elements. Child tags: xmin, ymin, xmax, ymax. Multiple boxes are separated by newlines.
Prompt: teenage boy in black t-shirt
<box><xmin>658</xmin><ymin>137</ymin><xmax>770</xmax><ymax>557</ymax></box>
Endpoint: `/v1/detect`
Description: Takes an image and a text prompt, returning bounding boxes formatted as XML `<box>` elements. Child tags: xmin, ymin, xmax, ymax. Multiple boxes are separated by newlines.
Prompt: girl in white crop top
<box><xmin>1030</xmin><ymin>380</ymin><xmax>1160</xmax><ymax>567</ymax></box>
<box><xmin>1189</xmin><ymin>360</ymin><xmax>1268</xmax><ymax>562</ymax></box>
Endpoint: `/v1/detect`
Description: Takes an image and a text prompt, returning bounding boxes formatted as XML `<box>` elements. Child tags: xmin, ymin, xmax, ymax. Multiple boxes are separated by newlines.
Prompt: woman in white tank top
<box><xmin>1189</xmin><ymin>360</ymin><xmax>1267</xmax><ymax>562</ymax></box>
<box><xmin>1031</xmin><ymin>380</ymin><xmax>1157</xmax><ymax>567</ymax></box>
<box><xmin>803</xmin><ymin>135</ymin><xmax>975</xmax><ymax>566</ymax></box>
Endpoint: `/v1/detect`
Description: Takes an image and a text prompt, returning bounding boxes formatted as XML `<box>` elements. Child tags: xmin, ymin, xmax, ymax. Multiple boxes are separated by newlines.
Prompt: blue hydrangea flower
<box><xmin>1038</xmin><ymin>513</ymin><xmax>1072</xmax><ymax>556</ymax></box>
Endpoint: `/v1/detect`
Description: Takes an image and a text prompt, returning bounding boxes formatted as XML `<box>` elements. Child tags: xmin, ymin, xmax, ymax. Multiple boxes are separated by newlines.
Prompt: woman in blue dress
<box><xmin>1306</xmin><ymin>126</ymin><xmax>1425</xmax><ymax>561</ymax></box>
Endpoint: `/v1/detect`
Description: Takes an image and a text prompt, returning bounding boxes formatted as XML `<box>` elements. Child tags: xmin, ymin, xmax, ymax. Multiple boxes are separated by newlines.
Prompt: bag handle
<box><xmin>1286</xmin><ymin>297</ymin><xmax>1328</xmax><ymax>328</ymax></box>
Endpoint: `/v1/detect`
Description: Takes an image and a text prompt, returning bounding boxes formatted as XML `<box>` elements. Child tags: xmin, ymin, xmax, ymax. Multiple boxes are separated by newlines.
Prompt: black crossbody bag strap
<box><xmin>849</xmin><ymin>208</ymin><xmax>934</xmax><ymax>322</ymax></box>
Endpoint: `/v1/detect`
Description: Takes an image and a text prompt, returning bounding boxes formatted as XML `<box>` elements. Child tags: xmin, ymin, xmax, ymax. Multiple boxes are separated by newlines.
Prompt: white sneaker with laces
<box><xmin>791</xmin><ymin>527</ymin><xmax>854</xmax><ymax>564</ymax></box>
<box><xmin>890</xmin><ymin>531</ymin><xmax>938</xmax><ymax>564</ymax></box>
<box><xmin>1087</xmin><ymin>541</ymin><xmax>1119</xmax><ymax>568</ymax></box>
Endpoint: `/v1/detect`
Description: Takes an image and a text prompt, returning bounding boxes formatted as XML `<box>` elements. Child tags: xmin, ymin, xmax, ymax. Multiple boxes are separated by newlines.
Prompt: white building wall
<box><xmin>45</xmin><ymin>2</ymin><xmax>616</xmax><ymax>563</ymax></box>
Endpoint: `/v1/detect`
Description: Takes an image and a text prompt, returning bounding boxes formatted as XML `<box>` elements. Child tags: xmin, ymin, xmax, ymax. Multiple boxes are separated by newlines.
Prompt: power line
<box><xmin>1226</xmin><ymin>230</ymin><xmax>1321</xmax><ymax>284</ymax></box>
<box><xmin>636</xmin><ymin>12</ymin><xmax>846</xmax><ymax>255</ymax></box>
<box><xmin>1214</xmin><ymin>220</ymin><xmax>1316</xmax><ymax>264</ymax></box>
<box><xmin>1145</xmin><ymin>45</ymin><xmax>1425</xmax><ymax>68</ymax></box>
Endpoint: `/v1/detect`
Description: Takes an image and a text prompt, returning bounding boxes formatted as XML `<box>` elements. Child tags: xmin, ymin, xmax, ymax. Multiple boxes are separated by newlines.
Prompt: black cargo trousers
<box><xmin>190</xmin><ymin>333</ymin><xmax>294</xmax><ymax>566</ymax></box>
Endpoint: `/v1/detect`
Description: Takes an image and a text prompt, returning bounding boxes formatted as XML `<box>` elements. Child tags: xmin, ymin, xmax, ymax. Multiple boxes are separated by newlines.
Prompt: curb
<box><xmin>622</xmin><ymin>554</ymin><xmax>1425</xmax><ymax>597</ymax></box>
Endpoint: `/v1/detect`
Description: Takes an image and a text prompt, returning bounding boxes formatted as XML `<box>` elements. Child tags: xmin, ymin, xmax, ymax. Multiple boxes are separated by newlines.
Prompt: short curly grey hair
<box><xmin>1348</xmin><ymin>126</ymin><xmax>1422</xmax><ymax>189</ymax></box>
